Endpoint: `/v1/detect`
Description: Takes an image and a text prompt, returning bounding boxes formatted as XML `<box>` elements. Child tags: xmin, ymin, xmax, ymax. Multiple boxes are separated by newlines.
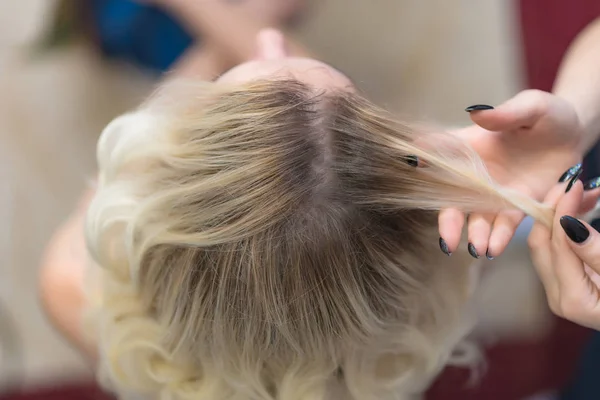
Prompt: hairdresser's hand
<box><xmin>440</xmin><ymin>90</ymin><xmax>584</xmax><ymax>259</ymax></box>
<box><xmin>528</xmin><ymin>181</ymin><xmax>600</xmax><ymax>330</ymax></box>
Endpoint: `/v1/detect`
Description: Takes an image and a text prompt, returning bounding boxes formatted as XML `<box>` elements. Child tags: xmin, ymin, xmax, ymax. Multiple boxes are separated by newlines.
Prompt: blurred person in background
<box><xmin>39</xmin><ymin>0</ymin><xmax>311</xmax><ymax>78</ymax></box>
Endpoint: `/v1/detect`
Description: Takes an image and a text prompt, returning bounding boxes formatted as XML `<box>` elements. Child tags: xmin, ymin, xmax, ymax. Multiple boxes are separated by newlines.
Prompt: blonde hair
<box><xmin>85</xmin><ymin>78</ymin><xmax>552</xmax><ymax>400</ymax></box>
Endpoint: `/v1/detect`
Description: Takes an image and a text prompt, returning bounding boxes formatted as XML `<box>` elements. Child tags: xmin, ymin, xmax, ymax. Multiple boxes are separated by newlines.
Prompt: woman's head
<box><xmin>86</xmin><ymin>39</ymin><xmax>551</xmax><ymax>400</ymax></box>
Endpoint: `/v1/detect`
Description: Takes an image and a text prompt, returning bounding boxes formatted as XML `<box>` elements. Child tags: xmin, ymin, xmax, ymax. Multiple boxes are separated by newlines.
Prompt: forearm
<box><xmin>39</xmin><ymin>257</ymin><xmax>96</xmax><ymax>360</ymax></box>
<box><xmin>553</xmin><ymin>17</ymin><xmax>600</xmax><ymax>153</ymax></box>
<box><xmin>162</xmin><ymin>0</ymin><xmax>311</xmax><ymax>63</ymax></box>
<box><xmin>39</xmin><ymin>191</ymin><xmax>97</xmax><ymax>361</ymax></box>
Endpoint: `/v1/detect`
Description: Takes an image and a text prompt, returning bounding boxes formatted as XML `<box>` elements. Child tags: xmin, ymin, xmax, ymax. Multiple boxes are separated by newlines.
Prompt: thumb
<box><xmin>560</xmin><ymin>216</ymin><xmax>600</xmax><ymax>275</ymax></box>
<box><xmin>469</xmin><ymin>89</ymin><xmax>549</xmax><ymax>132</ymax></box>
<box><xmin>558</xmin><ymin>187</ymin><xmax>600</xmax><ymax>275</ymax></box>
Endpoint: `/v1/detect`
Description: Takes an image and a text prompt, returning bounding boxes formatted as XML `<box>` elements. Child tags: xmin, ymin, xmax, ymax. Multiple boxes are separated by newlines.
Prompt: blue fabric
<box><xmin>89</xmin><ymin>0</ymin><xmax>194</xmax><ymax>72</ymax></box>
<box><xmin>560</xmin><ymin>332</ymin><xmax>600</xmax><ymax>400</ymax></box>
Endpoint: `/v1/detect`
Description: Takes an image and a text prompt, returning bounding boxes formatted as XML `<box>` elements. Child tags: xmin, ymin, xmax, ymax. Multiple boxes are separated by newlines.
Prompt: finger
<box><xmin>529</xmin><ymin>234</ymin><xmax>555</xmax><ymax>307</ymax></box>
<box><xmin>468</xmin><ymin>90</ymin><xmax>548</xmax><ymax>132</ymax></box>
<box><xmin>486</xmin><ymin>209</ymin><xmax>525</xmax><ymax>258</ymax></box>
<box><xmin>552</xmin><ymin>182</ymin><xmax>589</xmax><ymax>295</ymax></box>
<box><xmin>579</xmin><ymin>187</ymin><xmax>600</xmax><ymax>215</ymax></box>
<box><xmin>528</xmin><ymin>183</ymin><xmax>571</xmax><ymax>299</ymax></box>
<box><xmin>438</xmin><ymin>208</ymin><xmax>465</xmax><ymax>255</ymax></box>
<box><xmin>561</xmin><ymin>216</ymin><xmax>600</xmax><ymax>276</ymax></box>
<box><xmin>558</xmin><ymin>185</ymin><xmax>600</xmax><ymax>277</ymax></box>
<box><xmin>529</xmin><ymin>182</ymin><xmax>571</xmax><ymax>243</ymax></box>
<box><xmin>466</xmin><ymin>213</ymin><xmax>493</xmax><ymax>259</ymax></box>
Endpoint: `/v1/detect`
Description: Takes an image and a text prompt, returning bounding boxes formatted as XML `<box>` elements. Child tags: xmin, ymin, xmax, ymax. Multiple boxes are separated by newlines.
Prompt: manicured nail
<box><xmin>560</xmin><ymin>216</ymin><xmax>590</xmax><ymax>244</ymax></box>
<box><xmin>584</xmin><ymin>176</ymin><xmax>600</xmax><ymax>190</ymax></box>
<box><xmin>485</xmin><ymin>250</ymin><xmax>494</xmax><ymax>260</ymax></box>
<box><xmin>558</xmin><ymin>163</ymin><xmax>582</xmax><ymax>183</ymax></box>
<box><xmin>439</xmin><ymin>237</ymin><xmax>451</xmax><ymax>256</ymax></box>
<box><xmin>465</xmin><ymin>104</ymin><xmax>494</xmax><ymax>112</ymax></box>
<box><xmin>565</xmin><ymin>167</ymin><xmax>583</xmax><ymax>193</ymax></box>
<box><xmin>406</xmin><ymin>155</ymin><xmax>419</xmax><ymax>167</ymax></box>
<box><xmin>467</xmin><ymin>243</ymin><xmax>479</xmax><ymax>259</ymax></box>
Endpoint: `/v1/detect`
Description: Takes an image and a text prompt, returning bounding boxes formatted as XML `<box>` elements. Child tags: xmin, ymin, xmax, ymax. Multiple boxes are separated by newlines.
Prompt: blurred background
<box><xmin>0</xmin><ymin>1</ymin><xmax>597</xmax><ymax>399</ymax></box>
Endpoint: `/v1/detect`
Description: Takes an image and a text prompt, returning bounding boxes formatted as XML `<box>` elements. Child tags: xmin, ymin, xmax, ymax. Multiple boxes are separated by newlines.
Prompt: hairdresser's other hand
<box><xmin>528</xmin><ymin>181</ymin><xmax>600</xmax><ymax>330</ymax></box>
<box><xmin>440</xmin><ymin>90</ymin><xmax>583</xmax><ymax>259</ymax></box>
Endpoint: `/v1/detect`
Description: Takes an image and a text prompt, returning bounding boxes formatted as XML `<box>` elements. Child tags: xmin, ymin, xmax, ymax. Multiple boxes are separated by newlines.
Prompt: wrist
<box><xmin>553</xmin><ymin>91</ymin><xmax>598</xmax><ymax>154</ymax></box>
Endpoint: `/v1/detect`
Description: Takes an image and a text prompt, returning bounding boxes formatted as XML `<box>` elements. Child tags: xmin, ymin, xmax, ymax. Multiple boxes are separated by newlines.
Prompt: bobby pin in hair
<box><xmin>405</xmin><ymin>155</ymin><xmax>418</xmax><ymax>167</ymax></box>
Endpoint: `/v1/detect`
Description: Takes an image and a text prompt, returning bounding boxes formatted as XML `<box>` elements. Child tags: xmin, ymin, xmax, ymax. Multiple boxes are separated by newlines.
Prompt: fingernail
<box><xmin>467</xmin><ymin>243</ymin><xmax>479</xmax><ymax>259</ymax></box>
<box><xmin>558</xmin><ymin>163</ymin><xmax>582</xmax><ymax>183</ymax></box>
<box><xmin>485</xmin><ymin>249</ymin><xmax>494</xmax><ymax>260</ymax></box>
<box><xmin>560</xmin><ymin>216</ymin><xmax>590</xmax><ymax>244</ymax></box>
<box><xmin>584</xmin><ymin>176</ymin><xmax>600</xmax><ymax>190</ymax></box>
<box><xmin>565</xmin><ymin>167</ymin><xmax>583</xmax><ymax>193</ymax></box>
<box><xmin>439</xmin><ymin>237</ymin><xmax>452</xmax><ymax>256</ymax></box>
<box><xmin>465</xmin><ymin>104</ymin><xmax>494</xmax><ymax>112</ymax></box>
<box><xmin>406</xmin><ymin>155</ymin><xmax>419</xmax><ymax>167</ymax></box>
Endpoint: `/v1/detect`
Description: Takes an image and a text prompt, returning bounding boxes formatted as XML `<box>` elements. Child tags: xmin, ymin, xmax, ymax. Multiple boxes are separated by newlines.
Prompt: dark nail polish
<box><xmin>560</xmin><ymin>216</ymin><xmax>590</xmax><ymax>244</ymax></box>
<box><xmin>467</xmin><ymin>243</ymin><xmax>480</xmax><ymax>259</ymax></box>
<box><xmin>565</xmin><ymin>167</ymin><xmax>583</xmax><ymax>193</ymax></box>
<box><xmin>485</xmin><ymin>250</ymin><xmax>494</xmax><ymax>260</ymax></box>
<box><xmin>439</xmin><ymin>237</ymin><xmax>451</xmax><ymax>256</ymax></box>
<box><xmin>465</xmin><ymin>104</ymin><xmax>494</xmax><ymax>112</ymax></box>
<box><xmin>558</xmin><ymin>163</ymin><xmax>582</xmax><ymax>183</ymax></box>
<box><xmin>584</xmin><ymin>176</ymin><xmax>600</xmax><ymax>190</ymax></box>
<box><xmin>406</xmin><ymin>155</ymin><xmax>419</xmax><ymax>167</ymax></box>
